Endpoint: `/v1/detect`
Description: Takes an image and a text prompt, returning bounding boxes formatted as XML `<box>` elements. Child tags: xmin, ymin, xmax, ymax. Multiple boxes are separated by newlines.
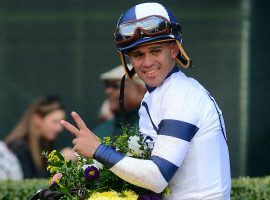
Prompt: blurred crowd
<box><xmin>0</xmin><ymin>63</ymin><xmax>146</xmax><ymax>180</ymax></box>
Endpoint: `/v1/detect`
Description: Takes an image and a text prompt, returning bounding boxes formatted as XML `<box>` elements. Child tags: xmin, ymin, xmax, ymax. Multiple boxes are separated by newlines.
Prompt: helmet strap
<box><xmin>119</xmin><ymin>51</ymin><xmax>136</xmax><ymax>79</ymax></box>
<box><xmin>119</xmin><ymin>74</ymin><xmax>127</xmax><ymax>124</ymax></box>
<box><xmin>175</xmin><ymin>40</ymin><xmax>192</xmax><ymax>68</ymax></box>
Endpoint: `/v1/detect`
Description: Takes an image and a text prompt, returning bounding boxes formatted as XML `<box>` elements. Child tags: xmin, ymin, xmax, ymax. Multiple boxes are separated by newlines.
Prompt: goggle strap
<box><xmin>119</xmin><ymin>51</ymin><xmax>136</xmax><ymax>79</ymax></box>
<box><xmin>176</xmin><ymin>40</ymin><xmax>192</xmax><ymax>68</ymax></box>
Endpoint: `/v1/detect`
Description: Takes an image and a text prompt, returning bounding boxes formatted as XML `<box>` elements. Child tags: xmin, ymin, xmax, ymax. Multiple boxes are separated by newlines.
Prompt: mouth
<box><xmin>144</xmin><ymin>68</ymin><xmax>159</xmax><ymax>77</ymax></box>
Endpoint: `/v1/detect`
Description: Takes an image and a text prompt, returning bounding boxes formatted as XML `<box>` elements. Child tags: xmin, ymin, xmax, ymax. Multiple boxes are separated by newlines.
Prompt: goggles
<box><xmin>114</xmin><ymin>15</ymin><xmax>181</xmax><ymax>47</ymax></box>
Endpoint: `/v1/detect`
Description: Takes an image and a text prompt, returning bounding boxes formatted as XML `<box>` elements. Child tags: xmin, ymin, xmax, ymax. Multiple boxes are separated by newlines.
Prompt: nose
<box><xmin>142</xmin><ymin>53</ymin><xmax>154</xmax><ymax>68</ymax></box>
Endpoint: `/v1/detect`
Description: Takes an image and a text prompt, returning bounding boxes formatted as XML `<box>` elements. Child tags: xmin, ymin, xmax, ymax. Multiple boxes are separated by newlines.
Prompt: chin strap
<box><xmin>119</xmin><ymin>51</ymin><xmax>136</xmax><ymax>79</ymax></box>
<box><xmin>175</xmin><ymin>40</ymin><xmax>193</xmax><ymax>68</ymax></box>
<box><xmin>119</xmin><ymin>74</ymin><xmax>127</xmax><ymax>125</ymax></box>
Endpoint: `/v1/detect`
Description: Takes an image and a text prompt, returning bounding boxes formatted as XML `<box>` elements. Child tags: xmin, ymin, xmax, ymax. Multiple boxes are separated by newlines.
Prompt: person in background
<box><xmin>93</xmin><ymin>64</ymin><xmax>146</xmax><ymax>138</ymax></box>
<box><xmin>0</xmin><ymin>141</ymin><xmax>23</xmax><ymax>180</ymax></box>
<box><xmin>97</xmin><ymin>99</ymin><xmax>114</xmax><ymax>123</ymax></box>
<box><xmin>4</xmin><ymin>95</ymin><xmax>66</xmax><ymax>179</ymax></box>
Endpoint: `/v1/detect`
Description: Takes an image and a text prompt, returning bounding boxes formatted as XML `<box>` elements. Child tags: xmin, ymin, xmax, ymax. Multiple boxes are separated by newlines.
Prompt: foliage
<box><xmin>231</xmin><ymin>176</ymin><xmax>270</xmax><ymax>200</ymax></box>
<box><xmin>0</xmin><ymin>179</ymin><xmax>48</xmax><ymax>200</ymax></box>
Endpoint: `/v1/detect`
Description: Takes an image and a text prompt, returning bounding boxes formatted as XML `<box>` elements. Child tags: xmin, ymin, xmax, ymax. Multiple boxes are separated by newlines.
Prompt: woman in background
<box><xmin>4</xmin><ymin>95</ymin><xmax>66</xmax><ymax>178</ymax></box>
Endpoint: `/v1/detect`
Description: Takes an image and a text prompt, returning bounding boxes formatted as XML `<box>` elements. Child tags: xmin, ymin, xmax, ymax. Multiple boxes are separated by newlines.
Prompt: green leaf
<box><xmin>55</xmin><ymin>151</ymin><xmax>65</xmax><ymax>161</ymax></box>
<box><xmin>50</xmin><ymin>161</ymin><xmax>65</xmax><ymax>167</ymax></box>
<box><xmin>58</xmin><ymin>186</ymin><xmax>72</xmax><ymax>197</ymax></box>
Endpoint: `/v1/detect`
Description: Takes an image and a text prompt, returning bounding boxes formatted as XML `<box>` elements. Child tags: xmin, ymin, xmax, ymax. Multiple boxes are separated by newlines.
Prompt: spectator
<box><xmin>4</xmin><ymin>95</ymin><xmax>66</xmax><ymax>178</ymax></box>
<box><xmin>93</xmin><ymin>64</ymin><xmax>146</xmax><ymax>138</ymax></box>
<box><xmin>0</xmin><ymin>141</ymin><xmax>23</xmax><ymax>180</ymax></box>
<box><xmin>97</xmin><ymin>99</ymin><xmax>114</xmax><ymax>123</ymax></box>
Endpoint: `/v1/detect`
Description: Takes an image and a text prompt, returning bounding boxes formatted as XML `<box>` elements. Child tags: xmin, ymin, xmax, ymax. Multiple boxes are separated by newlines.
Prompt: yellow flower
<box><xmin>163</xmin><ymin>186</ymin><xmax>171</xmax><ymax>196</ymax></box>
<box><xmin>103</xmin><ymin>136</ymin><xmax>112</xmax><ymax>145</ymax></box>
<box><xmin>89</xmin><ymin>190</ymin><xmax>138</xmax><ymax>200</ymax></box>
<box><xmin>48</xmin><ymin>150</ymin><xmax>61</xmax><ymax>163</ymax></box>
<box><xmin>47</xmin><ymin>165</ymin><xmax>52</xmax><ymax>171</ymax></box>
<box><xmin>49</xmin><ymin>167</ymin><xmax>58</xmax><ymax>173</ymax></box>
<box><xmin>123</xmin><ymin>190</ymin><xmax>138</xmax><ymax>199</ymax></box>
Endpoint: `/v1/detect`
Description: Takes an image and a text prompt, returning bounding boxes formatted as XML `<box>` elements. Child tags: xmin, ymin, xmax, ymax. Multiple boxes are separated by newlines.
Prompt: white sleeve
<box><xmin>110</xmin><ymin>157</ymin><xmax>168</xmax><ymax>193</ymax></box>
<box><xmin>93</xmin><ymin>144</ymin><xmax>167</xmax><ymax>193</ymax></box>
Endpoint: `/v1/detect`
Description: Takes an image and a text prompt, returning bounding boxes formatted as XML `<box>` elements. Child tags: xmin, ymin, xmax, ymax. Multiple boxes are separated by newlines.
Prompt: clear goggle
<box><xmin>114</xmin><ymin>15</ymin><xmax>181</xmax><ymax>47</ymax></box>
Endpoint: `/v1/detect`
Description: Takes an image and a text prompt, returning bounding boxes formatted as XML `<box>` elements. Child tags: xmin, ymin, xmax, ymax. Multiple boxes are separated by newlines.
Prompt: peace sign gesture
<box><xmin>60</xmin><ymin>111</ymin><xmax>101</xmax><ymax>158</ymax></box>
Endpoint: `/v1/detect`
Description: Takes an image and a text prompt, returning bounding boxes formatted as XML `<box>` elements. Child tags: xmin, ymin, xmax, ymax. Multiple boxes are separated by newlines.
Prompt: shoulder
<box><xmin>0</xmin><ymin>141</ymin><xmax>23</xmax><ymax>180</ymax></box>
<box><xmin>167</xmin><ymin>71</ymin><xmax>204</xmax><ymax>92</ymax></box>
<box><xmin>0</xmin><ymin>141</ymin><xmax>17</xmax><ymax>159</ymax></box>
<box><xmin>157</xmin><ymin>71</ymin><xmax>206</xmax><ymax>104</ymax></box>
<box><xmin>155</xmin><ymin>71</ymin><xmax>210</xmax><ymax>125</ymax></box>
<box><xmin>8</xmin><ymin>139</ymin><xmax>29</xmax><ymax>154</ymax></box>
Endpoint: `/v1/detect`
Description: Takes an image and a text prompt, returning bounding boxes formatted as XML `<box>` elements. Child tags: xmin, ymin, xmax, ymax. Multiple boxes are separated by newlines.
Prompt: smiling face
<box><xmin>127</xmin><ymin>41</ymin><xmax>179</xmax><ymax>87</ymax></box>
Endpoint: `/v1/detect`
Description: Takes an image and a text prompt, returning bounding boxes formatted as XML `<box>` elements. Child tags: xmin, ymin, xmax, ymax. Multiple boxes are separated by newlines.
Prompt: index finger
<box><xmin>60</xmin><ymin>120</ymin><xmax>80</xmax><ymax>137</ymax></box>
<box><xmin>71</xmin><ymin>111</ymin><xmax>87</xmax><ymax>130</ymax></box>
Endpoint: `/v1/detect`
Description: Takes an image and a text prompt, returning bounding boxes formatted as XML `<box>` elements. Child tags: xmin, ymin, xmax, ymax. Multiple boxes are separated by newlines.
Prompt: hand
<box><xmin>60</xmin><ymin>147</ymin><xmax>78</xmax><ymax>162</ymax></box>
<box><xmin>60</xmin><ymin>111</ymin><xmax>100</xmax><ymax>158</ymax></box>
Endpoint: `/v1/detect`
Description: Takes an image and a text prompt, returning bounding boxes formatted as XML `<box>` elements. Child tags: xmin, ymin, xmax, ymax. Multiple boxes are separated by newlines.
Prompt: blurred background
<box><xmin>0</xmin><ymin>0</ymin><xmax>269</xmax><ymax>178</ymax></box>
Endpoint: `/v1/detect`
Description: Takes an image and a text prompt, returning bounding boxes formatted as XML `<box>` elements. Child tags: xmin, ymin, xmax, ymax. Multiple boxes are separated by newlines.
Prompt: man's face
<box><xmin>104</xmin><ymin>80</ymin><xmax>144</xmax><ymax>113</ymax></box>
<box><xmin>128</xmin><ymin>41</ymin><xmax>178</xmax><ymax>87</ymax></box>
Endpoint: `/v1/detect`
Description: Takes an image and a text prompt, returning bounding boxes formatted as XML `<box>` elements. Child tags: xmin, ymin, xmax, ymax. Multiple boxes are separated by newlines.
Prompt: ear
<box><xmin>170</xmin><ymin>42</ymin><xmax>179</xmax><ymax>59</ymax></box>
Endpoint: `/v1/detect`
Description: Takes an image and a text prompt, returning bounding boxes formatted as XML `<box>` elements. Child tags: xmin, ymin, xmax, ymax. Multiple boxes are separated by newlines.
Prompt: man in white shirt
<box><xmin>60</xmin><ymin>2</ymin><xmax>231</xmax><ymax>199</ymax></box>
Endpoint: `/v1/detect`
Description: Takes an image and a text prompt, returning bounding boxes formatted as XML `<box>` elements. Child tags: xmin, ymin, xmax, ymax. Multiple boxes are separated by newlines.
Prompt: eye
<box><xmin>132</xmin><ymin>52</ymin><xmax>144</xmax><ymax>58</ymax></box>
<box><xmin>150</xmin><ymin>48</ymin><xmax>161</xmax><ymax>55</ymax></box>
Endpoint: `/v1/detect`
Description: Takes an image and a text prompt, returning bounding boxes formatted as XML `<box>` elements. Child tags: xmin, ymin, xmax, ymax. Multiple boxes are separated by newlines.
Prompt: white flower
<box><xmin>128</xmin><ymin>135</ymin><xmax>143</xmax><ymax>156</ymax></box>
<box><xmin>83</xmin><ymin>160</ymin><xmax>103</xmax><ymax>171</ymax></box>
<box><xmin>93</xmin><ymin>159</ymin><xmax>103</xmax><ymax>170</ymax></box>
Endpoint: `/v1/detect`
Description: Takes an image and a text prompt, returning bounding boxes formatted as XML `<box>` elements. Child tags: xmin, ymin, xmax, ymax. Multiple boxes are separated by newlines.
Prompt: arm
<box><xmin>61</xmin><ymin>96</ymin><xmax>199</xmax><ymax>193</ymax></box>
<box><xmin>93</xmin><ymin>119</ymin><xmax>198</xmax><ymax>193</ymax></box>
<box><xmin>93</xmin><ymin>144</ymin><xmax>167</xmax><ymax>193</ymax></box>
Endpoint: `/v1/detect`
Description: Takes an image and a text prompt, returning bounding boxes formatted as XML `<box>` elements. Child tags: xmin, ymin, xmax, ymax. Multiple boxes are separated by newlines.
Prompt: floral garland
<box><xmin>44</xmin><ymin>125</ymin><xmax>169</xmax><ymax>199</ymax></box>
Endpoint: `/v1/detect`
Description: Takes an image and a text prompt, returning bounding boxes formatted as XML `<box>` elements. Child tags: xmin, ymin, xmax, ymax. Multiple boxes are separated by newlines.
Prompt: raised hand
<box><xmin>60</xmin><ymin>111</ymin><xmax>100</xmax><ymax>158</ymax></box>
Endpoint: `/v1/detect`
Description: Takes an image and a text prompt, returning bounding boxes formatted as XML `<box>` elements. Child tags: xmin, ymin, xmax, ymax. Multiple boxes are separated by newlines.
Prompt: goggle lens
<box><xmin>118</xmin><ymin>16</ymin><xmax>167</xmax><ymax>36</ymax></box>
<box><xmin>114</xmin><ymin>15</ymin><xmax>176</xmax><ymax>46</ymax></box>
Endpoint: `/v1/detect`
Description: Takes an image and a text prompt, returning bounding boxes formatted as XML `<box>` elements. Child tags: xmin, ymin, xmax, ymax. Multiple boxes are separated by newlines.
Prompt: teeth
<box><xmin>145</xmin><ymin>69</ymin><xmax>158</xmax><ymax>75</ymax></box>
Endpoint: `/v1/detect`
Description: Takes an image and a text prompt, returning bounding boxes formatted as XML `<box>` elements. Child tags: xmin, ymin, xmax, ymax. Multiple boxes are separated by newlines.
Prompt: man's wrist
<box><xmin>93</xmin><ymin>144</ymin><xmax>124</xmax><ymax>168</ymax></box>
